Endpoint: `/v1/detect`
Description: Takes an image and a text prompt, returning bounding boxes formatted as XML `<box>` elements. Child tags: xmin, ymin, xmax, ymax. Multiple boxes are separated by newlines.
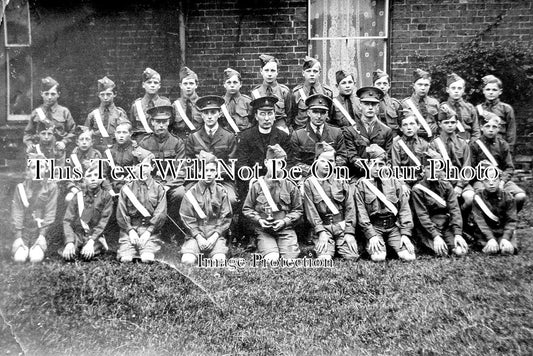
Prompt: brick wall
<box><xmin>390</xmin><ymin>0</ymin><xmax>533</xmax><ymax>154</ymax></box>
<box><xmin>185</xmin><ymin>0</ymin><xmax>308</xmax><ymax>96</ymax></box>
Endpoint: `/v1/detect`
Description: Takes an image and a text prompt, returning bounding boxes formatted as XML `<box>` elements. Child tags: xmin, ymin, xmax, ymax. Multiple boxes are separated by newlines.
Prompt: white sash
<box><xmin>434</xmin><ymin>137</ymin><xmax>451</xmax><ymax>162</ymax></box>
<box><xmin>36</xmin><ymin>107</ymin><xmax>48</xmax><ymax>122</ymax></box>
<box><xmin>122</xmin><ymin>185</ymin><xmax>151</xmax><ymax>217</ymax></box>
<box><xmin>298</xmin><ymin>88</ymin><xmax>308</xmax><ymax>102</ymax></box>
<box><xmin>362</xmin><ymin>179</ymin><xmax>398</xmax><ymax>216</ymax></box>
<box><xmin>474</xmin><ymin>195</ymin><xmax>500</xmax><ymax>223</ymax></box>
<box><xmin>251</xmin><ymin>89</ymin><xmax>261</xmax><ymax>99</ymax></box>
<box><xmin>17</xmin><ymin>183</ymin><xmax>30</xmax><ymax>208</ymax></box>
<box><xmin>456</xmin><ymin>120</ymin><xmax>466</xmax><ymax>133</ymax></box>
<box><xmin>70</xmin><ymin>153</ymin><xmax>83</xmax><ymax>171</ymax></box>
<box><xmin>476</xmin><ymin>104</ymin><xmax>485</xmax><ymax>116</ymax></box>
<box><xmin>308</xmin><ymin>177</ymin><xmax>339</xmax><ymax>215</ymax></box>
<box><xmin>258</xmin><ymin>177</ymin><xmax>280</xmax><ymax>212</ymax></box>
<box><xmin>134</xmin><ymin>100</ymin><xmax>153</xmax><ymax>133</ymax></box>
<box><xmin>332</xmin><ymin>98</ymin><xmax>356</xmax><ymax>126</ymax></box>
<box><xmin>76</xmin><ymin>191</ymin><xmax>91</xmax><ymax>232</ymax></box>
<box><xmin>405</xmin><ymin>99</ymin><xmax>432</xmax><ymax>137</ymax></box>
<box><xmin>397</xmin><ymin>139</ymin><xmax>421</xmax><ymax>166</ymax></box>
<box><xmin>104</xmin><ymin>149</ymin><xmax>116</xmax><ymax>170</ymax></box>
<box><xmin>185</xmin><ymin>190</ymin><xmax>207</xmax><ymax>219</ymax></box>
<box><xmin>220</xmin><ymin>104</ymin><xmax>240</xmax><ymax>133</ymax></box>
<box><xmin>413</xmin><ymin>183</ymin><xmax>446</xmax><ymax>207</ymax></box>
<box><xmin>35</xmin><ymin>144</ymin><xmax>44</xmax><ymax>156</ymax></box>
<box><xmin>174</xmin><ymin>101</ymin><xmax>196</xmax><ymax>130</ymax></box>
<box><xmin>475</xmin><ymin>140</ymin><xmax>498</xmax><ymax>167</ymax></box>
<box><xmin>92</xmin><ymin>109</ymin><xmax>109</xmax><ymax>138</ymax></box>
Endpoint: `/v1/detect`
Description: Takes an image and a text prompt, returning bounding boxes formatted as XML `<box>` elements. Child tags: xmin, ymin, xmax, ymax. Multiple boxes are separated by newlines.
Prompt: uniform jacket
<box><xmin>172</xmin><ymin>93</ymin><xmax>203</xmax><ymax>136</ymax></box>
<box><xmin>251</xmin><ymin>82</ymin><xmax>291</xmax><ymax>120</ymax></box>
<box><xmin>24</xmin><ymin>103</ymin><xmax>76</xmax><ymax>147</ymax></box>
<box><xmin>330</xmin><ymin>93</ymin><xmax>361</xmax><ymax>128</ymax></box>
<box><xmin>12</xmin><ymin>179</ymin><xmax>58</xmax><ymax>238</ymax></box>
<box><xmin>85</xmin><ymin>103</ymin><xmax>128</xmax><ymax>150</ymax></box>
<box><xmin>116</xmin><ymin>179</ymin><xmax>167</xmax><ymax>233</ymax></box>
<box><xmin>243</xmin><ymin>178</ymin><xmax>303</xmax><ymax>228</ymax></box>
<box><xmin>410</xmin><ymin>178</ymin><xmax>462</xmax><ymax>239</ymax></box>
<box><xmin>288</xmin><ymin>83</ymin><xmax>333</xmax><ymax>131</ymax></box>
<box><xmin>139</xmin><ymin>131</ymin><xmax>185</xmax><ymax>186</ymax></box>
<box><xmin>185</xmin><ymin>126</ymin><xmax>237</xmax><ymax>162</ymax></box>
<box><xmin>290</xmin><ymin>123</ymin><xmax>347</xmax><ymax>172</ymax></box>
<box><xmin>63</xmin><ymin>183</ymin><xmax>114</xmax><ymax>244</ymax></box>
<box><xmin>354</xmin><ymin>177</ymin><xmax>413</xmax><ymax>239</ymax></box>
<box><xmin>391</xmin><ymin>135</ymin><xmax>429</xmax><ymax>168</ymax></box>
<box><xmin>400</xmin><ymin>94</ymin><xmax>439</xmax><ymax>139</ymax></box>
<box><xmin>180</xmin><ymin>180</ymin><xmax>232</xmax><ymax>239</ymax></box>
<box><xmin>107</xmin><ymin>141</ymin><xmax>154</xmax><ymax>190</ymax></box>
<box><xmin>470</xmin><ymin>136</ymin><xmax>514</xmax><ymax>183</ymax></box>
<box><xmin>472</xmin><ymin>188</ymin><xmax>516</xmax><ymax>241</ymax></box>
<box><xmin>480</xmin><ymin>99</ymin><xmax>516</xmax><ymax>150</ymax></box>
<box><xmin>429</xmin><ymin>133</ymin><xmax>471</xmax><ymax>188</ymax></box>
<box><xmin>222</xmin><ymin>92</ymin><xmax>252</xmax><ymax>131</ymax></box>
<box><xmin>129</xmin><ymin>94</ymin><xmax>171</xmax><ymax>135</ymax></box>
<box><xmin>302</xmin><ymin>176</ymin><xmax>356</xmax><ymax>236</ymax></box>
<box><xmin>378</xmin><ymin>94</ymin><xmax>402</xmax><ymax>135</ymax></box>
<box><xmin>439</xmin><ymin>98</ymin><xmax>480</xmax><ymax>141</ymax></box>
<box><xmin>27</xmin><ymin>141</ymin><xmax>66</xmax><ymax>166</ymax></box>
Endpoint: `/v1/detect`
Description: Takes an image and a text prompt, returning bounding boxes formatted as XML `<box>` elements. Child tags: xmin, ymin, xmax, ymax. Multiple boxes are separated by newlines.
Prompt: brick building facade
<box><xmin>1</xmin><ymin>0</ymin><xmax>532</xmax><ymax>163</ymax></box>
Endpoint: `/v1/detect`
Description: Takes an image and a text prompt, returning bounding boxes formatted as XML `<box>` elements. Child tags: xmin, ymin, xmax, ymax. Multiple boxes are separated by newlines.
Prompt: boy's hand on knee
<box><xmin>63</xmin><ymin>242</ymin><xmax>76</xmax><ymax>260</ymax></box>
<box><xmin>453</xmin><ymin>186</ymin><xmax>463</xmax><ymax>196</ymax></box>
<box><xmin>196</xmin><ymin>235</ymin><xmax>208</xmax><ymax>251</ymax></box>
<box><xmin>128</xmin><ymin>230</ymin><xmax>140</xmax><ymax>246</ymax></box>
<box><xmin>56</xmin><ymin>141</ymin><xmax>65</xmax><ymax>150</ymax></box>
<box><xmin>483</xmin><ymin>238</ymin><xmax>499</xmax><ymax>254</ymax></box>
<box><xmin>81</xmin><ymin>239</ymin><xmax>95</xmax><ymax>259</ymax></box>
<box><xmin>36</xmin><ymin>235</ymin><xmax>47</xmax><ymax>250</ymax></box>
<box><xmin>454</xmin><ymin>234</ymin><xmax>468</xmax><ymax>253</ymax></box>
<box><xmin>316</xmin><ymin>232</ymin><xmax>329</xmax><ymax>254</ymax></box>
<box><xmin>344</xmin><ymin>233</ymin><xmax>358</xmax><ymax>255</ymax></box>
<box><xmin>369</xmin><ymin>236</ymin><xmax>384</xmax><ymax>255</ymax></box>
<box><xmin>401</xmin><ymin>235</ymin><xmax>414</xmax><ymax>254</ymax></box>
<box><xmin>499</xmin><ymin>239</ymin><xmax>514</xmax><ymax>254</ymax></box>
<box><xmin>138</xmin><ymin>231</ymin><xmax>151</xmax><ymax>248</ymax></box>
<box><xmin>433</xmin><ymin>235</ymin><xmax>448</xmax><ymax>256</ymax></box>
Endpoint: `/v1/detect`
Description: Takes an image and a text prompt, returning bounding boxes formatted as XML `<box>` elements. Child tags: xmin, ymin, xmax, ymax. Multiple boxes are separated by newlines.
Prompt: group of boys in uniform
<box><xmin>11</xmin><ymin>54</ymin><xmax>526</xmax><ymax>264</ymax></box>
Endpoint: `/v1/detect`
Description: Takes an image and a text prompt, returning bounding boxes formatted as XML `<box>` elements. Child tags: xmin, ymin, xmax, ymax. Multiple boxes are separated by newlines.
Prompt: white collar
<box><xmin>258</xmin><ymin>126</ymin><xmax>272</xmax><ymax>134</ymax></box>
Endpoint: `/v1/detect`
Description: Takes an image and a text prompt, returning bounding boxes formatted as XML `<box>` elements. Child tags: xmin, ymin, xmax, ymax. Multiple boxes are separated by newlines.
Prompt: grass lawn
<box><xmin>1</xmin><ymin>181</ymin><xmax>532</xmax><ymax>355</ymax></box>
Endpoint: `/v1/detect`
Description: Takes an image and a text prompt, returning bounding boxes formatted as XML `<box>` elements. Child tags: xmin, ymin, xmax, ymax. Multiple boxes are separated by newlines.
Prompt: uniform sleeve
<box><xmin>283</xmin><ymin>183</ymin><xmax>303</xmax><ymax>227</ymax></box>
<box><xmin>391</xmin><ymin>140</ymin><xmax>401</xmax><ymax>167</ymax></box>
<box><xmin>472</xmin><ymin>199</ymin><xmax>496</xmax><ymax>241</ymax></box>
<box><xmin>334</xmin><ymin>131</ymin><xmax>348</xmax><ymax>167</ymax></box>
<box><xmin>287</xmin><ymin>91</ymin><xmax>297</xmax><ymax>130</ymax></box>
<box><xmin>235</xmin><ymin>133</ymin><xmax>250</xmax><ymax>169</ymax></box>
<box><xmin>469</xmin><ymin>105</ymin><xmax>481</xmax><ymax>140</ymax></box>
<box><xmin>185</xmin><ymin>135</ymin><xmax>196</xmax><ymax>159</ymax></box>
<box><xmin>343</xmin><ymin>128</ymin><xmax>362</xmax><ymax>168</ymax></box>
<box><xmin>63</xmin><ymin>198</ymin><xmax>78</xmax><ymax>245</ymax></box>
<box><xmin>505</xmin><ymin>105</ymin><xmax>516</xmax><ymax>151</ymax></box>
<box><xmin>446</xmin><ymin>184</ymin><xmax>463</xmax><ymax>236</ymax></box>
<box><xmin>410</xmin><ymin>187</ymin><xmax>440</xmax><ymax>239</ymax></box>
<box><xmin>175</xmin><ymin>137</ymin><xmax>186</xmax><ymax>159</ymax></box>
<box><xmin>397</xmin><ymin>182</ymin><xmax>413</xmax><ymax>236</ymax></box>
<box><xmin>227</xmin><ymin>135</ymin><xmax>238</xmax><ymax>160</ymax></box>
<box><xmin>180</xmin><ymin>189</ymin><xmax>202</xmax><ymax>239</ymax></box>
<box><xmin>458</xmin><ymin>143</ymin><xmax>472</xmax><ymax>188</ymax></box>
<box><xmin>242</xmin><ymin>183</ymin><xmax>261</xmax><ymax>224</ymax></box>
<box><xmin>302</xmin><ymin>180</ymin><xmax>326</xmax><ymax>234</ymax></box>
<box><xmin>147</xmin><ymin>185</ymin><xmax>167</xmax><ymax>233</ymax></box>
<box><xmin>62</xmin><ymin>109</ymin><xmax>77</xmax><ymax>145</ymax></box>
<box><xmin>354</xmin><ymin>183</ymin><xmax>377</xmax><ymax>240</ymax></box>
<box><xmin>501</xmin><ymin>142</ymin><xmax>514</xmax><ymax>182</ymax></box>
<box><xmin>384</xmin><ymin>129</ymin><xmax>394</xmax><ymax>157</ymax></box>
<box><xmin>23</xmin><ymin>112</ymin><xmax>38</xmax><ymax>147</ymax></box>
<box><xmin>116</xmin><ymin>187</ymin><xmax>133</xmax><ymax>232</ymax></box>
<box><xmin>343</xmin><ymin>183</ymin><xmax>357</xmax><ymax>235</ymax></box>
<box><xmin>502</xmin><ymin>193</ymin><xmax>517</xmax><ymax>241</ymax></box>
<box><xmin>11</xmin><ymin>186</ymin><xmax>25</xmax><ymax>235</ymax></box>
<box><xmin>90</xmin><ymin>192</ymin><xmax>114</xmax><ymax>240</ymax></box>
<box><xmin>84</xmin><ymin>112</ymin><xmax>93</xmax><ymax>128</ymax></box>
<box><xmin>39</xmin><ymin>184</ymin><xmax>58</xmax><ymax>236</ymax></box>
<box><xmin>214</xmin><ymin>188</ymin><xmax>233</xmax><ymax>236</ymax></box>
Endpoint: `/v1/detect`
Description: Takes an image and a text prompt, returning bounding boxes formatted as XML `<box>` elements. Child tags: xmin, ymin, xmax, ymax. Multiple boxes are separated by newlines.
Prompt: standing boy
<box><xmin>330</xmin><ymin>70</ymin><xmax>360</xmax><ymax>128</ymax></box>
<box><xmin>222</xmin><ymin>68</ymin><xmax>252</xmax><ymax>131</ymax></box>
<box><xmin>373</xmin><ymin>69</ymin><xmax>402</xmax><ymax>136</ymax></box>
<box><xmin>172</xmin><ymin>66</ymin><xmax>202</xmax><ymax>138</ymax></box>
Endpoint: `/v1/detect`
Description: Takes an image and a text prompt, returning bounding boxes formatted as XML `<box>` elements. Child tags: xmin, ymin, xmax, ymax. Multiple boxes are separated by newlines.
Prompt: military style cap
<box><xmin>41</xmin><ymin>77</ymin><xmax>59</xmax><ymax>92</ymax></box>
<box><xmin>75</xmin><ymin>125</ymin><xmax>92</xmax><ymax>138</ymax></box>
<box><xmin>481</xmin><ymin>74</ymin><xmax>499</xmax><ymax>86</ymax></box>
<box><xmin>303</xmin><ymin>56</ymin><xmax>320</xmax><ymax>70</ymax></box>
<box><xmin>250</xmin><ymin>95</ymin><xmax>278</xmax><ymax>111</ymax></box>
<box><xmin>259</xmin><ymin>54</ymin><xmax>279</xmax><ymax>67</ymax></box>
<box><xmin>224</xmin><ymin>68</ymin><xmax>241</xmax><ymax>81</ymax></box>
<box><xmin>196</xmin><ymin>95</ymin><xmax>225</xmax><ymax>111</ymax></box>
<box><xmin>35</xmin><ymin>120</ymin><xmax>55</xmax><ymax>133</ymax></box>
<box><xmin>27</xmin><ymin>152</ymin><xmax>47</xmax><ymax>160</ymax></box>
<box><xmin>98</xmin><ymin>76</ymin><xmax>115</xmax><ymax>92</ymax></box>
<box><xmin>315</xmin><ymin>141</ymin><xmax>335</xmax><ymax>159</ymax></box>
<box><xmin>305</xmin><ymin>94</ymin><xmax>332</xmax><ymax>111</ymax></box>
<box><xmin>198</xmin><ymin>150</ymin><xmax>217</xmax><ymax>165</ymax></box>
<box><xmin>142</xmin><ymin>68</ymin><xmax>161</xmax><ymax>82</ymax></box>
<box><xmin>179</xmin><ymin>66</ymin><xmax>198</xmax><ymax>82</ymax></box>
<box><xmin>422</xmin><ymin>148</ymin><xmax>443</xmax><ymax>166</ymax></box>
<box><xmin>367</xmin><ymin>144</ymin><xmax>386</xmax><ymax>160</ymax></box>
<box><xmin>147</xmin><ymin>105</ymin><xmax>173</xmax><ymax>120</ymax></box>
<box><xmin>447</xmin><ymin>73</ymin><xmax>464</xmax><ymax>87</ymax></box>
<box><xmin>356</xmin><ymin>86</ymin><xmax>384</xmax><ymax>103</ymax></box>
<box><xmin>266</xmin><ymin>144</ymin><xmax>286</xmax><ymax>159</ymax></box>
<box><xmin>479</xmin><ymin>111</ymin><xmax>501</xmax><ymax>126</ymax></box>
<box><xmin>413</xmin><ymin>68</ymin><xmax>431</xmax><ymax>83</ymax></box>
<box><xmin>335</xmin><ymin>70</ymin><xmax>354</xmax><ymax>84</ymax></box>
<box><xmin>372</xmin><ymin>69</ymin><xmax>389</xmax><ymax>84</ymax></box>
<box><xmin>438</xmin><ymin>103</ymin><xmax>457</xmax><ymax>122</ymax></box>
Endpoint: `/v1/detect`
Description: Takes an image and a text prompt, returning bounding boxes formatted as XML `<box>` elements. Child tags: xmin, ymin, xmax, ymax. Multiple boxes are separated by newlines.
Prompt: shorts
<box><xmin>181</xmin><ymin>236</ymin><xmax>229</xmax><ymax>257</ymax></box>
<box><xmin>256</xmin><ymin>227</ymin><xmax>300</xmax><ymax>259</ymax></box>
<box><xmin>365</xmin><ymin>225</ymin><xmax>407</xmax><ymax>255</ymax></box>
<box><xmin>117</xmin><ymin>226</ymin><xmax>161</xmax><ymax>259</ymax></box>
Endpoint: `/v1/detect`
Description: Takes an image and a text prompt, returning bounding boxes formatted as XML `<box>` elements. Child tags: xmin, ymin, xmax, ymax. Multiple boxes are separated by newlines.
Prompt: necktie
<box><xmin>344</xmin><ymin>95</ymin><xmax>355</xmax><ymax>120</ymax></box>
<box><xmin>418</xmin><ymin>97</ymin><xmax>428</xmax><ymax>119</ymax></box>
<box><xmin>227</xmin><ymin>97</ymin><xmax>236</xmax><ymax>115</ymax></box>
<box><xmin>378</xmin><ymin>100</ymin><xmax>387</xmax><ymax>123</ymax></box>
<box><xmin>266</xmin><ymin>86</ymin><xmax>273</xmax><ymax>96</ymax></box>
<box><xmin>453</xmin><ymin>101</ymin><xmax>462</xmax><ymax>124</ymax></box>
<box><xmin>186</xmin><ymin>99</ymin><xmax>193</xmax><ymax>121</ymax></box>
<box><xmin>103</xmin><ymin>108</ymin><xmax>110</xmax><ymax>129</ymax></box>
<box><xmin>375</xmin><ymin>178</ymin><xmax>385</xmax><ymax>210</ymax></box>
<box><xmin>148</xmin><ymin>100</ymin><xmax>155</xmax><ymax>110</ymax></box>
<box><xmin>447</xmin><ymin>137</ymin><xmax>457</xmax><ymax>165</ymax></box>
<box><xmin>309</xmin><ymin>85</ymin><xmax>316</xmax><ymax>95</ymax></box>
<box><xmin>315</xmin><ymin>127</ymin><xmax>322</xmax><ymax>141</ymax></box>
<box><xmin>204</xmin><ymin>186</ymin><xmax>212</xmax><ymax>219</ymax></box>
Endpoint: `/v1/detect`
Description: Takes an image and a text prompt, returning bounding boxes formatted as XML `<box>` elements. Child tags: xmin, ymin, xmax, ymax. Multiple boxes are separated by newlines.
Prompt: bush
<box><xmin>430</xmin><ymin>40</ymin><xmax>533</xmax><ymax>105</ymax></box>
